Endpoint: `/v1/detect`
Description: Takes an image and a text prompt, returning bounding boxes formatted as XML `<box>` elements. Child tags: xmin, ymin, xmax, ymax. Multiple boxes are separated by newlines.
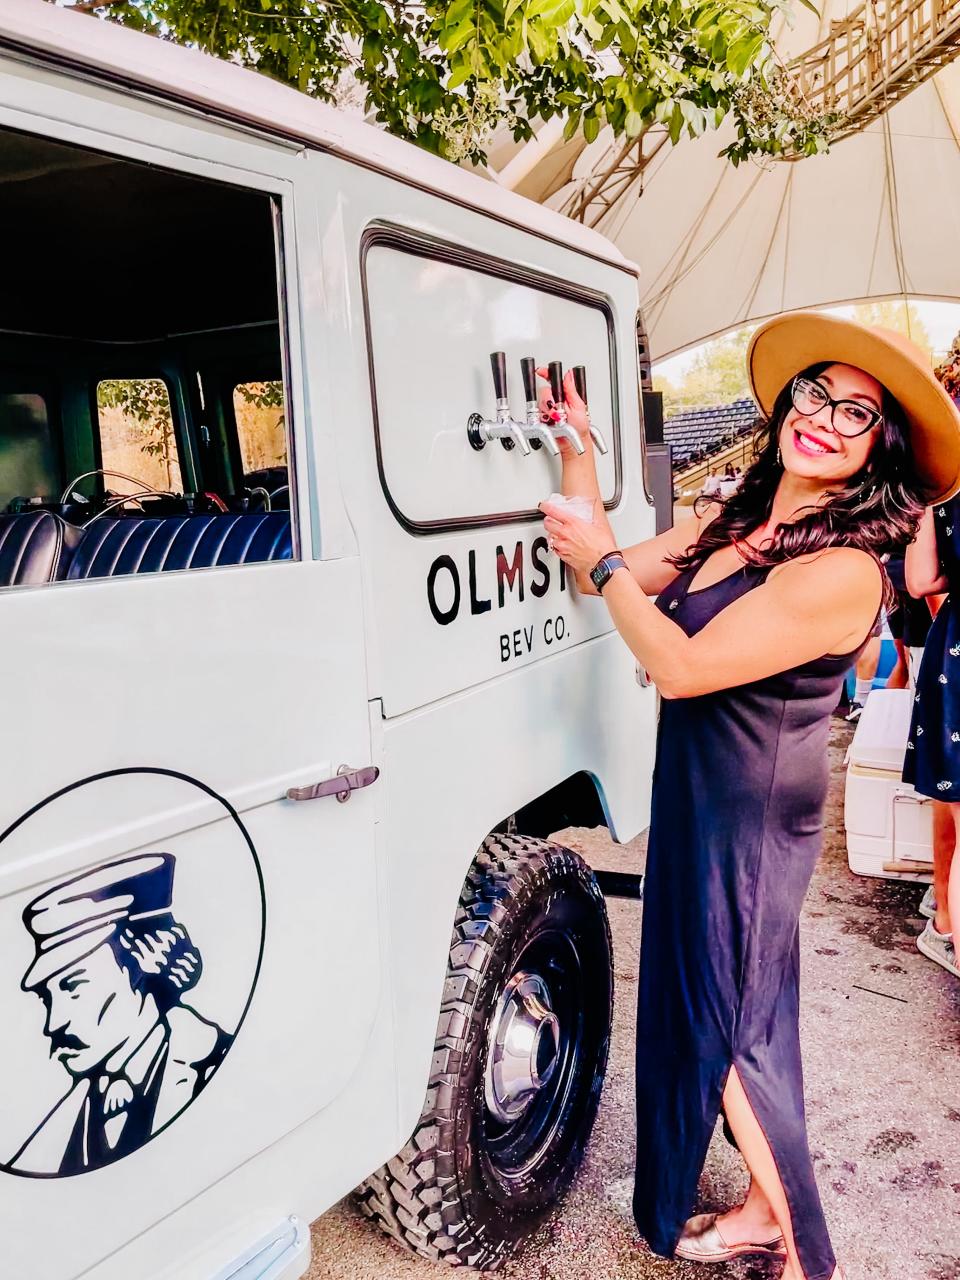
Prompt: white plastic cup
<box><xmin>545</xmin><ymin>492</ymin><xmax>595</xmax><ymax>523</ymax></box>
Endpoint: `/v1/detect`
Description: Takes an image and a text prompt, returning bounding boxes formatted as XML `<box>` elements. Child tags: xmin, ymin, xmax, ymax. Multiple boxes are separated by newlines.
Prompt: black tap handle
<box><xmin>520</xmin><ymin>357</ymin><xmax>538</xmax><ymax>404</ymax></box>
<box><xmin>490</xmin><ymin>351</ymin><xmax>508</xmax><ymax>401</ymax></box>
<box><xmin>572</xmin><ymin>365</ymin><xmax>588</xmax><ymax>405</ymax></box>
<box><xmin>548</xmin><ymin>361</ymin><xmax>564</xmax><ymax>404</ymax></box>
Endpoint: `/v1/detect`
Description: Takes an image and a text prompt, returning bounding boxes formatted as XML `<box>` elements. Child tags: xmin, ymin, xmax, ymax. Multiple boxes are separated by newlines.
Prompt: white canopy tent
<box><xmin>586</xmin><ymin>64</ymin><xmax>960</xmax><ymax>361</ymax></box>
<box><xmin>482</xmin><ymin>0</ymin><xmax>960</xmax><ymax>361</ymax></box>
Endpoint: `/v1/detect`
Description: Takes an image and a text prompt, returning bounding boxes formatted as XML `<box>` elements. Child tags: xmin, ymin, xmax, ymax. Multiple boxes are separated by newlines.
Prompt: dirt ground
<box><xmin>308</xmin><ymin>715</ymin><xmax>960</xmax><ymax>1280</ymax></box>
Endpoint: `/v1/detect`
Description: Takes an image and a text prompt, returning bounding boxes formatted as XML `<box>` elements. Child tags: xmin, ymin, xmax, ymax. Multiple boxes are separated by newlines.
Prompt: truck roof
<box><xmin>0</xmin><ymin>0</ymin><xmax>635</xmax><ymax>277</ymax></box>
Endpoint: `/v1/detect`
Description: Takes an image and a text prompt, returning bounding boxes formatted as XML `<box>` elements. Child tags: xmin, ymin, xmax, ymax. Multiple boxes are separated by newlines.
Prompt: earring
<box><xmin>776</xmin><ymin>444</ymin><xmax>782</xmax><ymax>467</ymax></box>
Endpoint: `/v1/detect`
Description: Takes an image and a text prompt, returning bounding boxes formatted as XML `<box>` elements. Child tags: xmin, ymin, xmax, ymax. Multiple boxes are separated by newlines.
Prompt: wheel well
<box><xmin>504</xmin><ymin>771</ymin><xmax>607</xmax><ymax>839</ymax></box>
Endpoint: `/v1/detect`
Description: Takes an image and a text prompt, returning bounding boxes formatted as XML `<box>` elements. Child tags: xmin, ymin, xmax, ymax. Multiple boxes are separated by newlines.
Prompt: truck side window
<box><xmin>0</xmin><ymin>391</ymin><xmax>58</xmax><ymax>511</ymax></box>
<box><xmin>0</xmin><ymin>122</ymin><xmax>294</xmax><ymax>588</ymax></box>
<box><xmin>97</xmin><ymin>378</ymin><xmax>183</xmax><ymax>495</ymax></box>
<box><xmin>233</xmin><ymin>381</ymin><xmax>287</xmax><ymax>478</ymax></box>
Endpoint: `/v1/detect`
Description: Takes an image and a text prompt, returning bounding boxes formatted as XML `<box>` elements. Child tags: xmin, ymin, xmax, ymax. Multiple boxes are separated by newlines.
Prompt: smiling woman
<box><xmin>540</xmin><ymin>311</ymin><xmax>960</xmax><ymax>1280</ymax></box>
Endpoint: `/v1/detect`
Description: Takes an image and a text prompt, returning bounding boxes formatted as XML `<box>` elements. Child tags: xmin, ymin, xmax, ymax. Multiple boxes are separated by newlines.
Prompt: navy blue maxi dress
<box><xmin>902</xmin><ymin>496</ymin><xmax>960</xmax><ymax>798</ymax></box>
<box><xmin>633</xmin><ymin>559</ymin><xmax>875</xmax><ymax>1280</ymax></box>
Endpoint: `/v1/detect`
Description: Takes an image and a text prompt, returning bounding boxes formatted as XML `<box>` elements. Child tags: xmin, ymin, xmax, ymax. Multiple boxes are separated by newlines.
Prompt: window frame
<box><xmin>0</xmin><ymin>111</ymin><xmax>304</xmax><ymax>589</ymax></box>
<box><xmin>229</xmin><ymin>374</ymin><xmax>288</xmax><ymax>482</ymax></box>
<box><xmin>359</xmin><ymin>221</ymin><xmax>623</xmax><ymax>536</ymax></box>
<box><xmin>92</xmin><ymin>368</ymin><xmax>188</xmax><ymax>500</ymax></box>
<box><xmin>0</xmin><ymin>371</ymin><xmax>65</xmax><ymax>512</ymax></box>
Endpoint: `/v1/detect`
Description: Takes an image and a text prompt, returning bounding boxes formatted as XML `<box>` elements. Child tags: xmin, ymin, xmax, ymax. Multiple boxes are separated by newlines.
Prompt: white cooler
<box><xmin>843</xmin><ymin>688</ymin><xmax>933</xmax><ymax>881</ymax></box>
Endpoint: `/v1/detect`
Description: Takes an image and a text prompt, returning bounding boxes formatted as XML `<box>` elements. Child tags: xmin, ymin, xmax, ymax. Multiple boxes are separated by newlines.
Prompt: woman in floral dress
<box><xmin>903</xmin><ymin>494</ymin><xmax>960</xmax><ymax>977</ymax></box>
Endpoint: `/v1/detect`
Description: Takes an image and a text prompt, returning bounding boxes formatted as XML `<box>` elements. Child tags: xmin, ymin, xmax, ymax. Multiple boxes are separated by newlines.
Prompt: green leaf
<box><xmin>668</xmin><ymin>101</ymin><xmax>683</xmax><ymax>144</ymax></box>
<box><xmin>624</xmin><ymin>108</ymin><xmax>643</xmax><ymax>137</ymax></box>
<box><xmin>583</xmin><ymin>112</ymin><xmax>600</xmax><ymax>143</ymax></box>
<box><xmin>726</xmin><ymin>31</ymin><xmax>764</xmax><ymax>75</ymax></box>
<box><xmin>599</xmin><ymin>0</ymin><xmax>633</xmax><ymax>29</ymax></box>
<box><xmin>679</xmin><ymin>98</ymin><xmax>705</xmax><ymax>134</ymax></box>
<box><xmin>447</xmin><ymin>58</ymin><xmax>472</xmax><ymax>88</ymax></box>
<box><xmin>527</xmin><ymin>20</ymin><xmax>552</xmax><ymax>59</ymax></box>
<box><xmin>446</xmin><ymin>0</ymin><xmax>474</xmax><ymax>22</ymax></box>
<box><xmin>439</xmin><ymin>16</ymin><xmax>475</xmax><ymax>53</ymax></box>
<box><xmin>526</xmin><ymin>0</ymin><xmax>566</xmax><ymax>18</ymax></box>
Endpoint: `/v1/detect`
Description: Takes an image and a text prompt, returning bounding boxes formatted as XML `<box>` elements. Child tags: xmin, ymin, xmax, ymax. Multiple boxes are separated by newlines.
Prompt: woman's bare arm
<box><xmin>573</xmin><ymin>506</ymin><xmax>717</xmax><ymax>597</ymax></box>
<box><xmin>905</xmin><ymin>506</ymin><xmax>948</xmax><ymax>597</ymax></box>
<box><xmin>598</xmin><ymin>546</ymin><xmax>883</xmax><ymax>698</ymax></box>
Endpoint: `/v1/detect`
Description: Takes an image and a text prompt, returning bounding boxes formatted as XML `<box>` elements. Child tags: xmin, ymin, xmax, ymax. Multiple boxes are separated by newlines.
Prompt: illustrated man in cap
<box><xmin>10</xmin><ymin>853</ymin><xmax>232</xmax><ymax>1175</ymax></box>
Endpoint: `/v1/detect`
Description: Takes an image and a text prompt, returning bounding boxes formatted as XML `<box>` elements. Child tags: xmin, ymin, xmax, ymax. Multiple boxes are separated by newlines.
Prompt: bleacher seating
<box><xmin>664</xmin><ymin>398</ymin><xmax>760</xmax><ymax>472</ymax></box>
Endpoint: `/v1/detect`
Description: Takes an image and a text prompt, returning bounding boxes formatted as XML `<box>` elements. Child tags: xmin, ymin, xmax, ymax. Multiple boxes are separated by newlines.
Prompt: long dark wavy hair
<box><xmin>666</xmin><ymin>362</ymin><xmax>929</xmax><ymax>603</ymax></box>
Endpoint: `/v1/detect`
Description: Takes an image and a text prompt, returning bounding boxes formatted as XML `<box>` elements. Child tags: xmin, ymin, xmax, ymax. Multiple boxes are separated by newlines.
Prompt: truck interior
<box><xmin>0</xmin><ymin>124</ymin><xmax>294</xmax><ymax>588</ymax></box>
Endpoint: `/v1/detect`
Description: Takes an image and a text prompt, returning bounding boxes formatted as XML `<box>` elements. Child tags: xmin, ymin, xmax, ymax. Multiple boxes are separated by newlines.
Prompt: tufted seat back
<box><xmin>67</xmin><ymin>512</ymin><xmax>293</xmax><ymax>580</ymax></box>
<box><xmin>0</xmin><ymin>511</ymin><xmax>81</xmax><ymax>587</ymax></box>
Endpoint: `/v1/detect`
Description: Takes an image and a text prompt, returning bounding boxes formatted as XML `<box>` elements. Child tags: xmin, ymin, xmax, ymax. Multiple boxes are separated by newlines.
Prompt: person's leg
<box><xmin>885</xmin><ymin>638</ymin><xmax>908</xmax><ymax>689</ymax></box>
<box><xmin>719</xmin><ymin>1066</ymin><xmax>838</xmax><ymax>1280</ymax></box>
<box><xmin>846</xmin><ymin>635</ymin><xmax>881</xmax><ymax>720</ymax></box>
<box><xmin>917</xmin><ymin>800</ymin><xmax>959</xmax><ymax>977</ymax></box>
<box><xmin>854</xmin><ymin>636</ymin><xmax>881</xmax><ymax>703</ymax></box>
<box><xmin>933</xmin><ymin>800</ymin><xmax>954</xmax><ymax>936</ymax></box>
<box><xmin>949</xmin><ymin>804</ymin><xmax>960</xmax><ymax>953</ymax></box>
<box><xmin>710</xmin><ymin>1174</ymin><xmax>780</xmax><ymax>1245</ymax></box>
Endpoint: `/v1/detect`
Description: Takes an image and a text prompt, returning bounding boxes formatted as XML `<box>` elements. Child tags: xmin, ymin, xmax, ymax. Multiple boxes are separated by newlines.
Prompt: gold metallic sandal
<box><xmin>674</xmin><ymin>1212</ymin><xmax>786</xmax><ymax>1263</ymax></box>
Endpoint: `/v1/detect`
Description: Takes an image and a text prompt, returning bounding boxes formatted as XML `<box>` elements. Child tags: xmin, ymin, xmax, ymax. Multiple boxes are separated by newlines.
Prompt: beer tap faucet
<box><xmin>572</xmin><ymin>366</ymin><xmax>609</xmax><ymax>455</ymax></box>
<box><xmin>467</xmin><ymin>351</ymin><xmax>531</xmax><ymax>454</ymax></box>
<box><xmin>546</xmin><ymin>362</ymin><xmax>586</xmax><ymax>456</ymax></box>
<box><xmin>519</xmin><ymin>357</ymin><xmax>560</xmax><ymax>455</ymax></box>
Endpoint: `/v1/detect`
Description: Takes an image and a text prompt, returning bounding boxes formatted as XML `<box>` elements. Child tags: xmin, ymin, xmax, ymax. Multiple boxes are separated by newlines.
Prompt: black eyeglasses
<box><xmin>790</xmin><ymin>375</ymin><xmax>882</xmax><ymax>438</ymax></box>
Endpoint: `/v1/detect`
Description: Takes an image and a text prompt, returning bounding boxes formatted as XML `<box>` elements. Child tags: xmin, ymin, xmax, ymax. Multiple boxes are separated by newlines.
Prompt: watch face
<box><xmin>590</xmin><ymin>560</ymin><xmax>609</xmax><ymax>590</ymax></box>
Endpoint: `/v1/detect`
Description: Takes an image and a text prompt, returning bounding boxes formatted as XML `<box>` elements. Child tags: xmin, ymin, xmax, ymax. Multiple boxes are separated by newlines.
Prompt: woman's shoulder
<box><xmin>767</xmin><ymin>545</ymin><xmax>884</xmax><ymax>597</ymax></box>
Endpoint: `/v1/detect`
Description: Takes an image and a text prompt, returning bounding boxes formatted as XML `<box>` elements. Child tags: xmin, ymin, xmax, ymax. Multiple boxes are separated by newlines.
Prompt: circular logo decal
<box><xmin>0</xmin><ymin>769</ymin><xmax>264</xmax><ymax>1177</ymax></box>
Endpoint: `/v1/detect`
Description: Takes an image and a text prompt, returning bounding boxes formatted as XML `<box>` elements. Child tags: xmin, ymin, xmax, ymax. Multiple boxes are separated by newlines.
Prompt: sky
<box><xmin>653</xmin><ymin>299</ymin><xmax>960</xmax><ymax>385</ymax></box>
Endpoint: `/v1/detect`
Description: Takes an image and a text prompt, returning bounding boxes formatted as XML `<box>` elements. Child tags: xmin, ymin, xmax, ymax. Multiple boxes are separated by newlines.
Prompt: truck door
<box><xmin>0</xmin><ymin>113</ymin><xmax>378</xmax><ymax>1279</ymax></box>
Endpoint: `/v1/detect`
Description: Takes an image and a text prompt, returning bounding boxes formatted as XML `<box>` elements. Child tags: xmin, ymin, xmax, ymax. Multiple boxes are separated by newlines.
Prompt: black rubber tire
<box><xmin>353</xmin><ymin>832</ymin><xmax>613</xmax><ymax>1270</ymax></box>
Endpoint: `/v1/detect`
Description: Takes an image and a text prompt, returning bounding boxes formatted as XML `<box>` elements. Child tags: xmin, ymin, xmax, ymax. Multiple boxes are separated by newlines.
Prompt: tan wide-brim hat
<box><xmin>747</xmin><ymin>311</ymin><xmax>960</xmax><ymax>501</ymax></box>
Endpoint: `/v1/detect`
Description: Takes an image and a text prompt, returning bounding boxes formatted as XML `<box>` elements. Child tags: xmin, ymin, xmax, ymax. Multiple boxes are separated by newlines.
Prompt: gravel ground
<box><xmin>308</xmin><ymin>715</ymin><xmax>960</xmax><ymax>1280</ymax></box>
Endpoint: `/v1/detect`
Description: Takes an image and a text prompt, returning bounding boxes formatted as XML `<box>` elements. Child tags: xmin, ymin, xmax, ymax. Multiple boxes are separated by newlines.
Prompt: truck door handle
<box><xmin>286</xmin><ymin>765</ymin><xmax>380</xmax><ymax>804</ymax></box>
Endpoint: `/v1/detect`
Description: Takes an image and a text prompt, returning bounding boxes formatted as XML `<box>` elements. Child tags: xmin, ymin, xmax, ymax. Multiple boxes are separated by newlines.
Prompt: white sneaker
<box><xmin>844</xmin><ymin>702</ymin><xmax>864</xmax><ymax>723</ymax></box>
<box><xmin>919</xmin><ymin>885</ymin><xmax>937</xmax><ymax>920</ymax></box>
<box><xmin>917</xmin><ymin>921</ymin><xmax>960</xmax><ymax>978</ymax></box>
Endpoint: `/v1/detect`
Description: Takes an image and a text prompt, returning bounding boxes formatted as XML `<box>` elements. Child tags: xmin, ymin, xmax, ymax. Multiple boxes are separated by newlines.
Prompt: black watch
<box><xmin>590</xmin><ymin>551</ymin><xmax>628</xmax><ymax>594</ymax></box>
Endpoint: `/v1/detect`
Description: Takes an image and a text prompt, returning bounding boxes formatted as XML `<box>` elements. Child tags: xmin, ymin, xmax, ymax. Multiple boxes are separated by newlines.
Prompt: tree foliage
<box><xmin>657</xmin><ymin>328</ymin><xmax>753</xmax><ymax>414</ymax></box>
<box><xmin>97</xmin><ymin>378</ymin><xmax>176</xmax><ymax>468</ymax></box>
<box><xmin>57</xmin><ymin>0</ymin><xmax>832</xmax><ymax>166</ymax></box>
<box><xmin>851</xmin><ymin>301</ymin><xmax>933</xmax><ymax>361</ymax></box>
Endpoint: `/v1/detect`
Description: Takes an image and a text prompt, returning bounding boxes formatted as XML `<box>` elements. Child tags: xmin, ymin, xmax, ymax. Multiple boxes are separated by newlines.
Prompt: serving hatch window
<box><xmin>362</xmin><ymin>236</ymin><xmax>620</xmax><ymax>531</ymax></box>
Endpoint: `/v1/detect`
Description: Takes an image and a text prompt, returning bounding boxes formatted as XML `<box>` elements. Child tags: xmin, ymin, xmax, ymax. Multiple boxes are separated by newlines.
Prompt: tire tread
<box><xmin>353</xmin><ymin>833</ymin><xmax>610</xmax><ymax>1271</ymax></box>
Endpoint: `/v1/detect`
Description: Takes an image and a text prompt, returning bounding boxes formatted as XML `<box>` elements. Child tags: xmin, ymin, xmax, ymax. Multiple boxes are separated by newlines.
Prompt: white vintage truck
<box><xmin>0</xmin><ymin>2</ymin><xmax>659</xmax><ymax>1276</ymax></box>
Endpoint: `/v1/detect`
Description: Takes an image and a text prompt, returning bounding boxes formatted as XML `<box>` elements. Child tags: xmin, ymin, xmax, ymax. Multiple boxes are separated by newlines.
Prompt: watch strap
<box><xmin>592</xmin><ymin>551</ymin><xmax>628</xmax><ymax>593</ymax></box>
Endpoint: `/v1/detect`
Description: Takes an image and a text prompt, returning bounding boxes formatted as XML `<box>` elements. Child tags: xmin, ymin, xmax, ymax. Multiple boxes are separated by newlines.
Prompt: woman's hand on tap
<box><xmin>536</xmin><ymin>366</ymin><xmax>592</xmax><ymax>457</ymax></box>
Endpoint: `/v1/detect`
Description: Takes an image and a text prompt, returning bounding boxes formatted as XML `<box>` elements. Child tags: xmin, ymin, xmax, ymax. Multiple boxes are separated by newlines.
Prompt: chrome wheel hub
<box><xmin>484</xmin><ymin>970</ymin><xmax>561</xmax><ymax>1124</ymax></box>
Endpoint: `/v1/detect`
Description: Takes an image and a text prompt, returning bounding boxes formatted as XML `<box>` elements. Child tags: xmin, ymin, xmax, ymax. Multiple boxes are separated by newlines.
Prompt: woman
<box><xmin>540</xmin><ymin>313</ymin><xmax>960</xmax><ymax>1280</ymax></box>
<box><xmin>902</xmin><ymin>496</ymin><xmax>960</xmax><ymax>979</ymax></box>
